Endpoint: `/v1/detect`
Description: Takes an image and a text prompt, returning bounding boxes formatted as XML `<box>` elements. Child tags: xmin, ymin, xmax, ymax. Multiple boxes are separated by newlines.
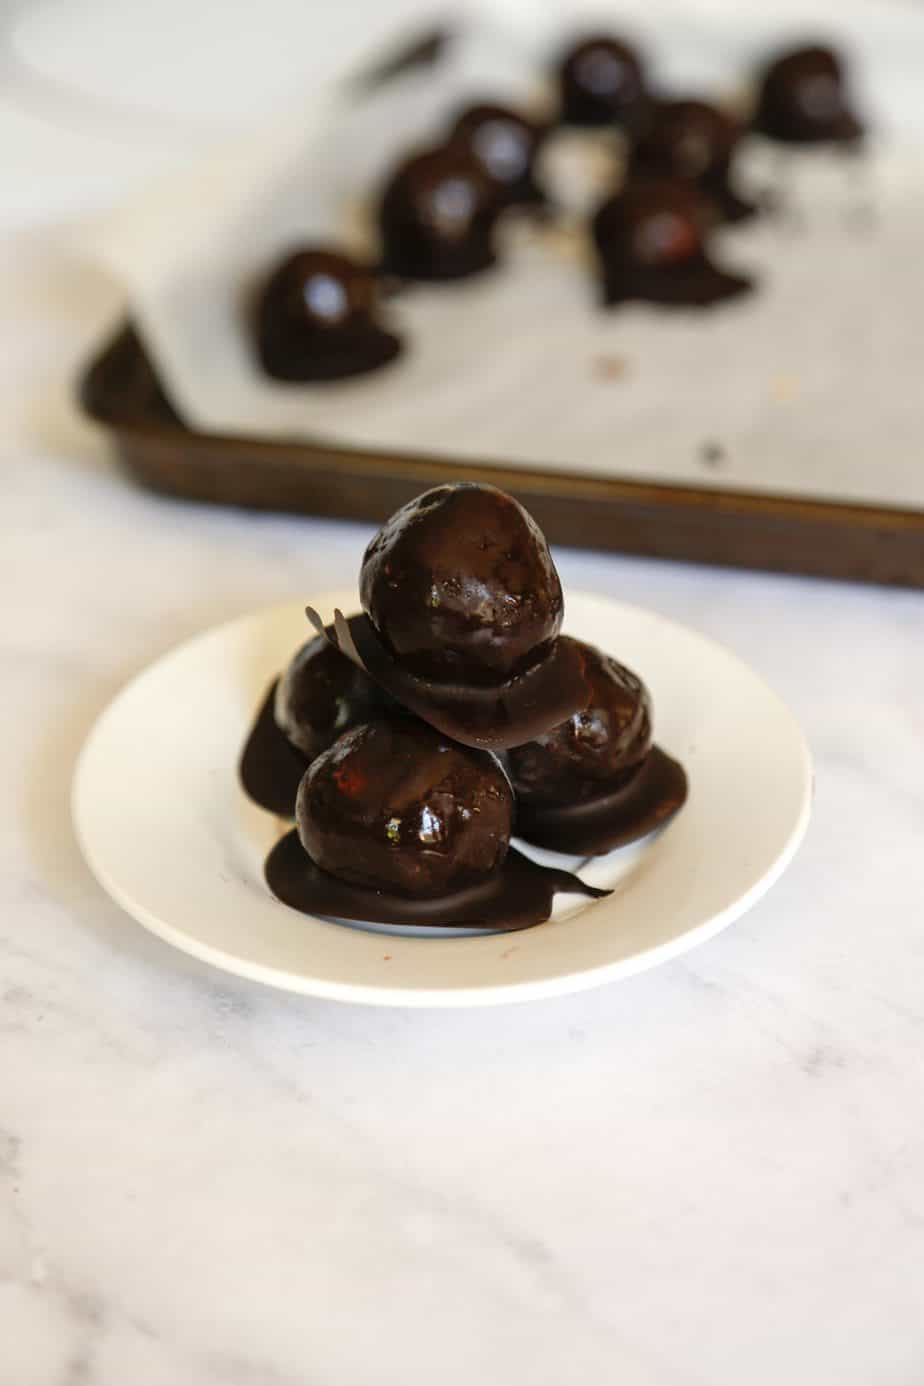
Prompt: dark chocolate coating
<box><xmin>257</xmin><ymin>248</ymin><xmax>401</xmax><ymax>382</ymax></box>
<box><xmin>295</xmin><ymin>720</ymin><xmax>513</xmax><ymax>899</ymax></box>
<box><xmin>274</xmin><ymin>629</ymin><xmax>392</xmax><ymax>758</ymax></box>
<box><xmin>309</xmin><ymin>609</ymin><xmax>589</xmax><ymax>752</ymax></box>
<box><xmin>378</xmin><ymin>146</ymin><xmax>500</xmax><ymax>281</ymax></box>
<box><xmin>448</xmin><ymin>103</ymin><xmax>547</xmax><ymax>209</ymax></box>
<box><xmin>507</xmin><ymin>640</ymin><xmax>652</xmax><ymax>806</ymax></box>
<box><xmin>240</xmin><ymin>680</ymin><xmax>309</xmax><ymax>817</ymax></box>
<box><xmin>360</xmin><ymin>483</ymin><xmax>564</xmax><ymax>683</ymax></box>
<box><xmin>752</xmin><ymin>45</ymin><xmax>864</xmax><ymax>145</ymax></box>
<box><xmin>632</xmin><ymin>100</ymin><xmax>757</xmax><ymax>224</ymax></box>
<box><xmin>592</xmin><ymin>178</ymin><xmax>753</xmax><ymax>307</ymax></box>
<box><xmin>514</xmin><ymin>745</ymin><xmax>688</xmax><ymax>855</ymax></box>
<box><xmin>558</xmin><ymin>35</ymin><xmax>649</xmax><ymax>130</ymax></box>
<box><xmin>266</xmin><ymin>832</ymin><xmax>609</xmax><ymax>930</ymax></box>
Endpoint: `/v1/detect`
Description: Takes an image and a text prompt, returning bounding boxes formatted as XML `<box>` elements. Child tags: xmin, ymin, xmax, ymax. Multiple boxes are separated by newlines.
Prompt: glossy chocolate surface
<box><xmin>309</xmin><ymin>608</ymin><xmax>589</xmax><ymax>752</ymax></box>
<box><xmin>592</xmin><ymin>178</ymin><xmax>753</xmax><ymax>306</ymax></box>
<box><xmin>558</xmin><ymin>35</ymin><xmax>649</xmax><ymax>130</ymax></box>
<box><xmin>753</xmin><ymin>45</ymin><xmax>864</xmax><ymax>145</ymax></box>
<box><xmin>507</xmin><ymin>640</ymin><xmax>652</xmax><ymax>804</ymax></box>
<box><xmin>449</xmin><ymin>103</ymin><xmax>547</xmax><ymax>208</ymax></box>
<box><xmin>379</xmin><ymin>146</ymin><xmax>500</xmax><ymax>280</ymax></box>
<box><xmin>361</xmin><ymin>483</ymin><xmax>564</xmax><ymax>683</ymax></box>
<box><xmin>633</xmin><ymin>100</ymin><xmax>757</xmax><ymax>223</ymax></box>
<box><xmin>266</xmin><ymin>832</ymin><xmax>609</xmax><ymax>930</ymax></box>
<box><xmin>274</xmin><ymin>629</ymin><xmax>392</xmax><ymax>758</ymax></box>
<box><xmin>296</xmin><ymin>720</ymin><xmax>513</xmax><ymax>898</ymax></box>
<box><xmin>239</xmin><ymin>680</ymin><xmax>309</xmax><ymax>817</ymax></box>
<box><xmin>514</xmin><ymin>745</ymin><xmax>688</xmax><ymax>855</ymax></box>
<box><xmin>257</xmin><ymin>248</ymin><xmax>401</xmax><ymax>382</ymax></box>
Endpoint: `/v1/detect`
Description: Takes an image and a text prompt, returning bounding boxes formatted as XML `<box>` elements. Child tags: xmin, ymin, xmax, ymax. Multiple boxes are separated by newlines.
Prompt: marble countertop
<box><xmin>3</xmin><ymin>227</ymin><xmax>923</xmax><ymax>1385</ymax></box>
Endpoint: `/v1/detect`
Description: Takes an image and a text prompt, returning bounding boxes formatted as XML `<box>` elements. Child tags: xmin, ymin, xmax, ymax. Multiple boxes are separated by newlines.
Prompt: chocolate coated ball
<box><xmin>379</xmin><ymin>146</ymin><xmax>500</xmax><ymax>281</ymax></box>
<box><xmin>360</xmin><ymin>483</ymin><xmax>564</xmax><ymax>684</ymax></box>
<box><xmin>632</xmin><ymin>100</ymin><xmax>755</xmax><ymax>224</ymax></box>
<box><xmin>296</xmin><ymin>720</ymin><xmax>513</xmax><ymax>898</ymax></box>
<box><xmin>753</xmin><ymin>45</ymin><xmax>863</xmax><ymax>144</ymax></box>
<box><xmin>449</xmin><ymin>103</ymin><xmax>546</xmax><ymax>208</ymax></box>
<box><xmin>637</xmin><ymin>100</ymin><xmax>736</xmax><ymax>178</ymax></box>
<box><xmin>592</xmin><ymin>177</ymin><xmax>752</xmax><ymax>306</ymax></box>
<box><xmin>594</xmin><ymin>177</ymin><xmax>704</xmax><ymax>266</ymax></box>
<box><xmin>274</xmin><ymin>630</ymin><xmax>392</xmax><ymax>759</ymax></box>
<box><xmin>507</xmin><ymin>640</ymin><xmax>651</xmax><ymax>805</ymax></box>
<box><xmin>257</xmin><ymin>248</ymin><xmax>401</xmax><ymax>381</ymax></box>
<box><xmin>559</xmin><ymin>35</ymin><xmax>649</xmax><ymax>130</ymax></box>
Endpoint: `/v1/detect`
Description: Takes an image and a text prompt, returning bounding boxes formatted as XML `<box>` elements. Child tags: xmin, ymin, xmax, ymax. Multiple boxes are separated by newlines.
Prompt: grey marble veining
<box><xmin>1</xmin><ymin>238</ymin><xmax>923</xmax><ymax>1385</ymax></box>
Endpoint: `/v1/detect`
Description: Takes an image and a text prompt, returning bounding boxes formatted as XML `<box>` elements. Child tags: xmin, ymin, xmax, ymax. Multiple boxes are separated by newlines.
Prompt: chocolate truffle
<box><xmin>507</xmin><ymin>640</ymin><xmax>651</xmax><ymax>805</ymax></box>
<box><xmin>752</xmin><ymin>45</ymin><xmax>864</xmax><ymax>145</ymax></box>
<box><xmin>558</xmin><ymin>35</ymin><xmax>649</xmax><ymax>131</ymax></box>
<box><xmin>506</xmin><ymin>639</ymin><xmax>688</xmax><ymax>856</ymax></box>
<box><xmin>592</xmin><ymin>177</ymin><xmax>752</xmax><ymax>307</ymax></box>
<box><xmin>360</xmin><ymin>483</ymin><xmax>563</xmax><ymax>684</ymax></box>
<box><xmin>448</xmin><ymin>103</ymin><xmax>547</xmax><ymax>209</ymax></box>
<box><xmin>296</xmin><ymin>720</ymin><xmax>513</xmax><ymax>898</ymax></box>
<box><xmin>378</xmin><ymin>146</ymin><xmax>500</xmax><ymax>281</ymax></box>
<box><xmin>257</xmin><ymin>248</ymin><xmax>401</xmax><ymax>382</ymax></box>
<box><xmin>632</xmin><ymin>99</ymin><xmax>756</xmax><ymax>223</ymax></box>
<box><xmin>274</xmin><ymin>629</ymin><xmax>392</xmax><ymax>758</ymax></box>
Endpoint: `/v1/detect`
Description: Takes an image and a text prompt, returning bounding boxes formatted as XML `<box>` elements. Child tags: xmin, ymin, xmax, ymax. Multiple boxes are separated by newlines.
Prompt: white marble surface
<box><xmin>4</xmin><ymin>217</ymin><xmax>924</xmax><ymax>1384</ymax></box>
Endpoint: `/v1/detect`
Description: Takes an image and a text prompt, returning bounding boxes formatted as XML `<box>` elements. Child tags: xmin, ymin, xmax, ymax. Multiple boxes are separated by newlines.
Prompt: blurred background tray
<box><xmin>80</xmin><ymin>323</ymin><xmax>924</xmax><ymax>587</ymax></box>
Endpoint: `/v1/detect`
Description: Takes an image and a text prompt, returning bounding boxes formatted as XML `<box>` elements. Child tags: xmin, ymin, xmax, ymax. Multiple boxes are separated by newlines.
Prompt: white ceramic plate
<box><xmin>72</xmin><ymin>589</ymin><xmax>812</xmax><ymax>1007</ymax></box>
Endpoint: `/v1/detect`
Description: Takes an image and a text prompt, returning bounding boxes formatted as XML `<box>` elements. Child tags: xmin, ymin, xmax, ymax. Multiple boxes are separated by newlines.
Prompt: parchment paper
<box><xmin>85</xmin><ymin>0</ymin><xmax>924</xmax><ymax>510</ymax></box>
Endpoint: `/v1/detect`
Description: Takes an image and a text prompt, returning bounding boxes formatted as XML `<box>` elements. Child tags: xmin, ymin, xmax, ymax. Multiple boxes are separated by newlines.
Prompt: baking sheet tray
<box><xmin>80</xmin><ymin>323</ymin><xmax>924</xmax><ymax>587</ymax></box>
<box><xmin>78</xmin><ymin>12</ymin><xmax>924</xmax><ymax>586</ymax></box>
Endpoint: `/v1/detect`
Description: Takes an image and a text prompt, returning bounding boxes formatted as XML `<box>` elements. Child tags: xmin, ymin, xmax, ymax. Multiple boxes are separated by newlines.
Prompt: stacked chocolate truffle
<box><xmin>241</xmin><ymin>484</ymin><xmax>687</xmax><ymax>930</ymax></box>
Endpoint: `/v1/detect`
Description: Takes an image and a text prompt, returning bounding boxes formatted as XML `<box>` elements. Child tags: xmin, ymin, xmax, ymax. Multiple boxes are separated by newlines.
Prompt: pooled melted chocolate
<box><xmin>265</xmin><ymin>831</ymin><xmax>609</xmax><ymax>931</ymax></box>
<box><xmin>514</xmin><ymin>745</ymin><xmax>688</xmax><ymax>855</ymax></box>
<box><xmin>306</xmin><ymin>609</ymin><xmax>588</xmax><ymax>752</ymax></box>
<box><xmin>239</xmin><ymin>680</ymin><xmax>309</xmax><ymax>817</ymax></box>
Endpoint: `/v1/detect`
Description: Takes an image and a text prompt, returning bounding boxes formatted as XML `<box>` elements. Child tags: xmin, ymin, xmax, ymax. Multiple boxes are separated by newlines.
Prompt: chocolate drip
<box><xmin>306</xmin><ymin>608</ymin><xmax>588</xmax><ymax>752</ymax></box>
<box><xmin>239</xmin><ymin>680</ymin><xmax>309</xmax><ymax>817</ymax></box>
<box><xmin>514</xmin><ymin>745</ymin><xmax>688</xmax><ymax>855</ymax></box>
<box><xmin>266</xmin><ymin>832</ymin><xmax>609</xmax><ymax>931</ymax></box>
